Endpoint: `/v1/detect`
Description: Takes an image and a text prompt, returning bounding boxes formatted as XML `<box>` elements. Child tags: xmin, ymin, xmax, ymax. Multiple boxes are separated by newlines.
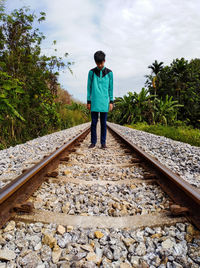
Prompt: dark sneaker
<box><xmin>101</xmin><ymin>144</ymin><xmax>107</xmax><ymax>149</ymax></box>
<box><xmin>88</xmin><ymin>143</ymin><xmax>95</xmax><ymax>148</ymax></box>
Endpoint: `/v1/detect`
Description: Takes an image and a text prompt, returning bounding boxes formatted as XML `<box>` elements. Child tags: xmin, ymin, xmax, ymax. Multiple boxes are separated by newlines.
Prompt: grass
<box><xmin>124</xmin><ymin>122</ymin><xmax>200</xmax><ymax>147</ymax></box>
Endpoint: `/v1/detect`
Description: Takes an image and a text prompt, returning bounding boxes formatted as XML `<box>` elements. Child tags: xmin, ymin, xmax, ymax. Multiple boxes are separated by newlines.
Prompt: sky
<box><xmin>5</xmin><ymin>0</ymin><xmax>200</xmax><ymax>103</ymax></box>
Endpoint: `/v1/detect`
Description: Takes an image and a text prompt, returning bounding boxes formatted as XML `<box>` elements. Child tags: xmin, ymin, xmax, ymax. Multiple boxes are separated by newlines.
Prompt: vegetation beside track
<box><xmin>0</xmin><ymin>4</ymin><xmax>90</xmax><ymax>150</ymax></box>
<box><xmin>124</xmin><ymin>123</ymin><xmax>200</xmax><ymax>147</ymax></box>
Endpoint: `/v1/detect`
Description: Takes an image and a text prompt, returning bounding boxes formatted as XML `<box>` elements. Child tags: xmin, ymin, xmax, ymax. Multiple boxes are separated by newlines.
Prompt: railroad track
<box><xmin>0</xmin><ymin>121</ymin><xmax>200</xmax><ymax>267</ymax></box>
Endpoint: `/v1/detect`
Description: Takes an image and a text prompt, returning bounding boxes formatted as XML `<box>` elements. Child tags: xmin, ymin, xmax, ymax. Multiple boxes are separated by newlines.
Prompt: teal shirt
<box><xmin>87</xmin><ymin>66</ymin><xmax>113</xmax><ymax>112</ymax></box>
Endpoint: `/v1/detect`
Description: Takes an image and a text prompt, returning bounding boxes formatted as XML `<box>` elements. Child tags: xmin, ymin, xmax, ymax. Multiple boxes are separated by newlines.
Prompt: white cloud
<box><xmin>5</xmin><ymin>0</ymin><xmax>200</xmax><ymax>102</ymax></box>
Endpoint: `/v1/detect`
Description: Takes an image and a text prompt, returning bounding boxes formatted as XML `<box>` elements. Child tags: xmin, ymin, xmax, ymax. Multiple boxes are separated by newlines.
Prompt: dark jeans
<box><xmin>91</xmin><ymin>111</ymin><xmax>108</xmax><ymax>145</ymax></box>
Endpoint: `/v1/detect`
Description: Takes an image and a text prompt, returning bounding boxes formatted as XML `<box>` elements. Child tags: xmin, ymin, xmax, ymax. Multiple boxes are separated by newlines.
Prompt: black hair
<box><xmin>94</xmin><ymin>50</ymin><xmax>106</xmax><ymax>63</ymax></box>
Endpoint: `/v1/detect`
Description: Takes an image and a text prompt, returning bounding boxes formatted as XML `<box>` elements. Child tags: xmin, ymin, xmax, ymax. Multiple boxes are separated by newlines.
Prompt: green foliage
<box><xmin>109</xmin><ymin>57</ymin><xmax>200</xmax><ymax>133</ymax></box>
<box><xmin>153</xmin><ymin>95</ymin><xmax>183</xmax><ymax>125</ymax></box>
<box><xmin>145</xmin><ymin>57</ymin><xmax>200</xmax><ymax>128</ymax></box>
<box><xmin>124</xmin><ymin>123</ymin><xmax>200</xmax><ymax>147</ymax></box>
<box><xmin>108</xmin><ymin>88</ymin><xmax>180</xmax><ymax>126</ymax></box>
<box><xmin>0</xmin><ymin>6</ymin><xmax>89</xmax><ymax>149</ymax></box>
<box><xmin>0</xmin><ymin>71</ymin><xmax>25</xmax><ymax>121</ymax></box>
<box><xmin>110</xmin><ymin>88</ymin><xmax>155</xmax><ymax>125</ymax></box>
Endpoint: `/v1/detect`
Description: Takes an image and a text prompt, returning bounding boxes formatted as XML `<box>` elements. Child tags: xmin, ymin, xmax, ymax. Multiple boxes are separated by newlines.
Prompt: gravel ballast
<box><xmin>107</xmin><ymin>122</ymin><xmax>200</xmax><ymax>188</ymax></box>
<box><xmin>0</xmin><ymin>220</ymin><xmax>200</xmax><ymax>267</ymax></box>
<box><xmin>0</xmin><ymin>122</ymin><xmax>90</xmax><ymax>189</ymax></box>
<box><xmin>1</xmin><ymin>121</ymin><xmax>200</xmax><ymax>267</ymax></box>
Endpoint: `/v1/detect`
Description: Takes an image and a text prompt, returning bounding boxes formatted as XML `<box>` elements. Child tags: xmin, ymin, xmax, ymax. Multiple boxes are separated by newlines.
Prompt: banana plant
<box><xmin>154</xmin><ymin>95</ymin><xmax>183</xmax><ymax>125</ymax></box>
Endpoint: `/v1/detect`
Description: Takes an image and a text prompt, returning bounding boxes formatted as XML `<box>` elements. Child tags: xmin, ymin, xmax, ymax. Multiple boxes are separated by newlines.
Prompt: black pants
<box><xmin>91</xmin><ymin>111</ymin><xmax>108</xmax><ymax>145</ymax></box>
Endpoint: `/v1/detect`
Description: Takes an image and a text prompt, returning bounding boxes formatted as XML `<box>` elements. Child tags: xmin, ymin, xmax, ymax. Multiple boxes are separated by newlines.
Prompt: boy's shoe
<box><xmin>88</xmin><ymin>143</ymin><xmax>95</xmax><ymax>148</ymax></box>
<box><xmin>101</xmin><ymin>144</ymin><xmax>107</xmax><ymax>149</ymax></box>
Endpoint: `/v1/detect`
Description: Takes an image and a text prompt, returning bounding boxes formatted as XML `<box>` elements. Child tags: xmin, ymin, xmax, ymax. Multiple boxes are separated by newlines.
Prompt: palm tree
<box><xmin>148</xmin><ymin>60</ymin><xmax>164</xmax><ymax>96</ymax></box>
<box><xmin>171</xmin><ymin>58</ymin><xmax>188</xmax><ymax>103</ymax></box>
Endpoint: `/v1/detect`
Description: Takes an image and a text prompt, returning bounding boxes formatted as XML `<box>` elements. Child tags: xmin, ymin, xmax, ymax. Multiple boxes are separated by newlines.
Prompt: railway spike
<box><xmin>45</xmin><ymin>171</ymin><xmax>59</xmax><ymax>178</ymax></box>
<box><xmin>59</xmin><ymin>156</ymin><xmax>70</xmax><ymax>162</ymax></box>
<box><xmin>11</xmin><ymin>202</ymin><xmax>34</xmax><ymax>214</ymax></box>
<box><xmin>169</xmin><ymin>204</ymin><xmax>189</xmax><ymax>216</ymax></box>
<box><xmin>143</xmin><ymin>173</ymin><xmax>158</xmax><ymax>179</ymax></box>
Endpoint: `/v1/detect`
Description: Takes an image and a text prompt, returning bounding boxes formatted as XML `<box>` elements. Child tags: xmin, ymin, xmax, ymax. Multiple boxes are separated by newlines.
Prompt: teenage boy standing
<box><xmin>87</xmin><ymin>50</ymin><xmax>114</xmax><ymax>149</ymax></box>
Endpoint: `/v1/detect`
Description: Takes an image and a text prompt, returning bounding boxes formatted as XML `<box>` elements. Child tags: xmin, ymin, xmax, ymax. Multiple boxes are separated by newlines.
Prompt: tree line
<box><xmin>108</xmin><ymin>58</ymin><xmax>200</xmax><ymax>128</ymax></box>
<box><xmin>0</xmin><ymin>4</ymin><xmax>90</xmax><ymax>149</ymax></box>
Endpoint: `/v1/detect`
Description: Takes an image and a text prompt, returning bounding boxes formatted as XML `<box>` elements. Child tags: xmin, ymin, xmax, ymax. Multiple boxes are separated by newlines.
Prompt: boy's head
<box><xmin>94</xmin><ymin>50</ymin><xmax>105</xmax><ymax>69</ymax></box>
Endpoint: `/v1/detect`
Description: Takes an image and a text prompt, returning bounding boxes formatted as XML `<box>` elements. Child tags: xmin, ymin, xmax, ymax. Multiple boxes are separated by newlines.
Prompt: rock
<box><xmin>62</xmin><ymin>202</ymin><xmax>70</xmax><ymax>213</ymax></box>
<box><xmin>52</xmin><ymin>245</ymin><xmax>62</xmax><ymax>263</ymax></box>
<box><xmin>130</xmin><ymin>256</ymin><xmax>140</xmax><ymax>266</ymax></box>
<box><xmin>103</xmin><ymin>248</ymin><xmax>113</xmax><ymax>260</ymax></box>
<box><xmin>141</xmin><ymin>208</ymin><xmax>148</xmax><ymax>215</ymax></box>
<box><xmin>130</xmin><ymin>184</ymin><xmax>136</xmax><ymax>189</ymax></box>
<box><xmin>94</xmin><ymin>231</ymin><xmax>104</xmax><ymax>239</ymax></box>
<box><xmin>34</xmin><ymin>198</ymin><xmax>43</xmax><ymax>209</ymax></box>
<box><xmin>19</xmin><ymin>252</ymin><xmax>40</xmax><ymax>267</ymax></box>
<box><xmin>135</xmin><ymin>230</ymin><xmax>145</xmax><ymax>242</ymax></box>
<box><xmin>151</xmin><ymin>233</ymin><xmax>162</xmax><ymax>238</ymax></box>
<box><xmin>176</xmin><ymin>223</ymin><xmax>186</xmax><ymax>232</ymax></box>
<box><xmin>120</xmin><ymin>263</ymin><xmax>132</xmax><ymax>268</ymax></box>
<box><xmin>57</xmin><ymin>225</ymin><xmax>65</xmax><ymax>235</ymax></box>
<box><xmin>72</xmin><ymin>252</ymin><xmax>87</xmax><ymax>261</ymax></box>
<box><xmin>188</xmin><ymin>245</ymin><xmax>200</xmax><ymax>264</ymax></box>
<box><xmin>67</xmin><ymin>225</ymin><xmax>73</xmax><ymax>232</ymax></box>
<box><xmin>135</xmin><ymin>242</ymin><xmax>146</xmax><ymax>256</ymax></box>
<box><xmin>187</xmin><ymin>224</ymin><xmax>196</xmax><ymax>236</ymax></box>
<box><xmin>58</xmin><ymin>233</ymin><xmax>72</xmax><ymax>248</ymax></box>
<box><xmin>16</xmin><ymin>238</ymin><xmax>29</xmax><ymax>249</ymax></box>
<box><xmin>173</xmin><ymin>241</ymin><xmax>187</xmax><ymax>256</ymax></box>
<box><xmin>86</xmin><ymin>252</ymin><xmax>99</xmax><ymax>263</ymax></box>
<box><xmin>3</xmin><ymin>221</ymin><xmax>15</xmax><ymax>232</ymax></box>
<box><xmin>95</xmin><ymin>247</ymin><xmax>103</xmax><ymax>261</ymax></box>
<box><xmin>139</xmin><ymin>260</ymin><xmax>149</xmax><ymax>268</ymax></box>
<box><xmin>185</xmin><ymin>234</ymin><xmax>193</xmax><ymax>243</ymax></box>
<box><xmin>0</xmin><ymin>235</ymin><xmax>6</xmax><ymax>245</ymax></box>
<box><xmin>81</xmin><ymin>244</ymin><xmax>94</xmax><ymax>252</ymax></box>
<box><xmin>36</xmin><ymin>265</ymin><xmax>45</xmax><ymax>268</ymax></box>
<box><xmin>40</xmin><ymin>245</ymin><xmax>52</xmax><ymax>262</ymax></box>
<box><xmin>122</xmin><ymin>238</ymin><xmax>135</xmax><ymax>247</ymax></box>
<box><xmin>42</xmin><ymin>233</ymin><xmax>57</xmax><ymax>248</ymax></box>
<box><xmin>161</xmin><ymin>238</ymin><xmax>174</xmax><ymax>250</ymax></box>
<box><xmin>172</xmin><ymin>261</ymin><xmax>183</xmax><ymax>268</ymax></box>
<box><xmin>34</xmin><ymin>242</ymin><xmax>42</xmax><ymax>251</ymax></box>
<box><xmin>0</xmin><ymin>249</ymin><xmax>16</xmax><ymax>261</ymax></box>
<box><xmin>128</xmin><ymin>244</ymin><xmax>135</xmax><ymax>254</ymax></box>
<box><xmin>64</xmin><ymin>169</ymin><xmax>72</xmax><ymax>175</ymax></box>
<box><xmin>112</xmin><ymin>246</ymin><xmax>121</xmax><ymax>260</ymax></box>
<box><xmin>154</xmin><ymin>256</ymin><xmax>161</xmax><ymax>266</ymax></box>
<box><xmin>145</xmin><ymin>227</ymin><xmax>155</xmax><ymax>235</ymax></box>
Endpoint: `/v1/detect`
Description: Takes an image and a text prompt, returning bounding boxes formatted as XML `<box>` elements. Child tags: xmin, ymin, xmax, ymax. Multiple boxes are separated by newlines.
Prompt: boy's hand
<box><xmin>109</xmin><ymin>103</ymin><xmax>113</xmax><ymax>111</ymax></box>
<box><xmin>87</xmin><ymin>103</ymin><xmax>91</xmax><ymax>110</ymax></box>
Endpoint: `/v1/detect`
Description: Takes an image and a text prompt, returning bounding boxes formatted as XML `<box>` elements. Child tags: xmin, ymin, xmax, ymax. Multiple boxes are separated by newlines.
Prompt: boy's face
<box><xmin>96</xmin><ymin>60</ymin><xmax>105</xmax><ymax>70</ymax></box>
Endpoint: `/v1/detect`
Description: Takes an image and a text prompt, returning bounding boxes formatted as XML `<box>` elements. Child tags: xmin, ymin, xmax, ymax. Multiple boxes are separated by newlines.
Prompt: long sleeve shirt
<box><xmin>87</xmin><ymin>66</ymin><xmax>113</xmax><ymax>112</ymax></box>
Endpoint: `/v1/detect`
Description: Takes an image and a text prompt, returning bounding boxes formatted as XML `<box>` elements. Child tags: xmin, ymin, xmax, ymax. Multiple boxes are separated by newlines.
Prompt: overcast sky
<box><xmin>5</xmin><ymin>0</ymin><xmax>200</xmax><ymax>103</ymax></box>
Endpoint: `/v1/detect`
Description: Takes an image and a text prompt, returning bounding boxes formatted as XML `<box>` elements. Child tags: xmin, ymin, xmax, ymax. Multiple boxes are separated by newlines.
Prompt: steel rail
<box><xmin>0</xmin><ymin>125</ymin><xmax>91</xmax><ymax>228</ymax></box>
<box><xmin>107</xmin><ymin>122</ymin><xmax>200</xmax><ymax>228</ymax></box>
<box><xmin>1</xmin><ymin>121</ymin><xmax>200</xmax><ymax>229</ymax></box>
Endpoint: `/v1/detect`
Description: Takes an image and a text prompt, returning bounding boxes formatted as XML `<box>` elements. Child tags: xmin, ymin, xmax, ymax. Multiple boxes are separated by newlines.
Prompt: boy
<box><xmin>87</xmin><ymin>50</ymin><xmax>114</xmax><ymax>149</ymax></box>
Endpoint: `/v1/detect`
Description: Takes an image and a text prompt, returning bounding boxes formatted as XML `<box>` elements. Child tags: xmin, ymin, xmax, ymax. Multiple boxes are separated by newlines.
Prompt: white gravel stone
<box><xmin>108</xmin><ymin>122</ymin><xmax>200</xmax><ymax>188</ymax></box>
<box><xmin>0</xmin><ymin>122</ymin><xmax>90</xmax><ymax>189</ymax></box>
<box><xmin>0</xmin><ymin>249</ymin><xmax>16</xmax><ymax>261</ymax></box>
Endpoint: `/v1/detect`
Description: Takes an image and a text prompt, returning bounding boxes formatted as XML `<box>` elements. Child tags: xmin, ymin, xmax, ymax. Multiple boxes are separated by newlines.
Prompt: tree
<box><xmin>147</xmin><ymin>60</ymin><xmax>164</xmax><ymax>96</ymax></box>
